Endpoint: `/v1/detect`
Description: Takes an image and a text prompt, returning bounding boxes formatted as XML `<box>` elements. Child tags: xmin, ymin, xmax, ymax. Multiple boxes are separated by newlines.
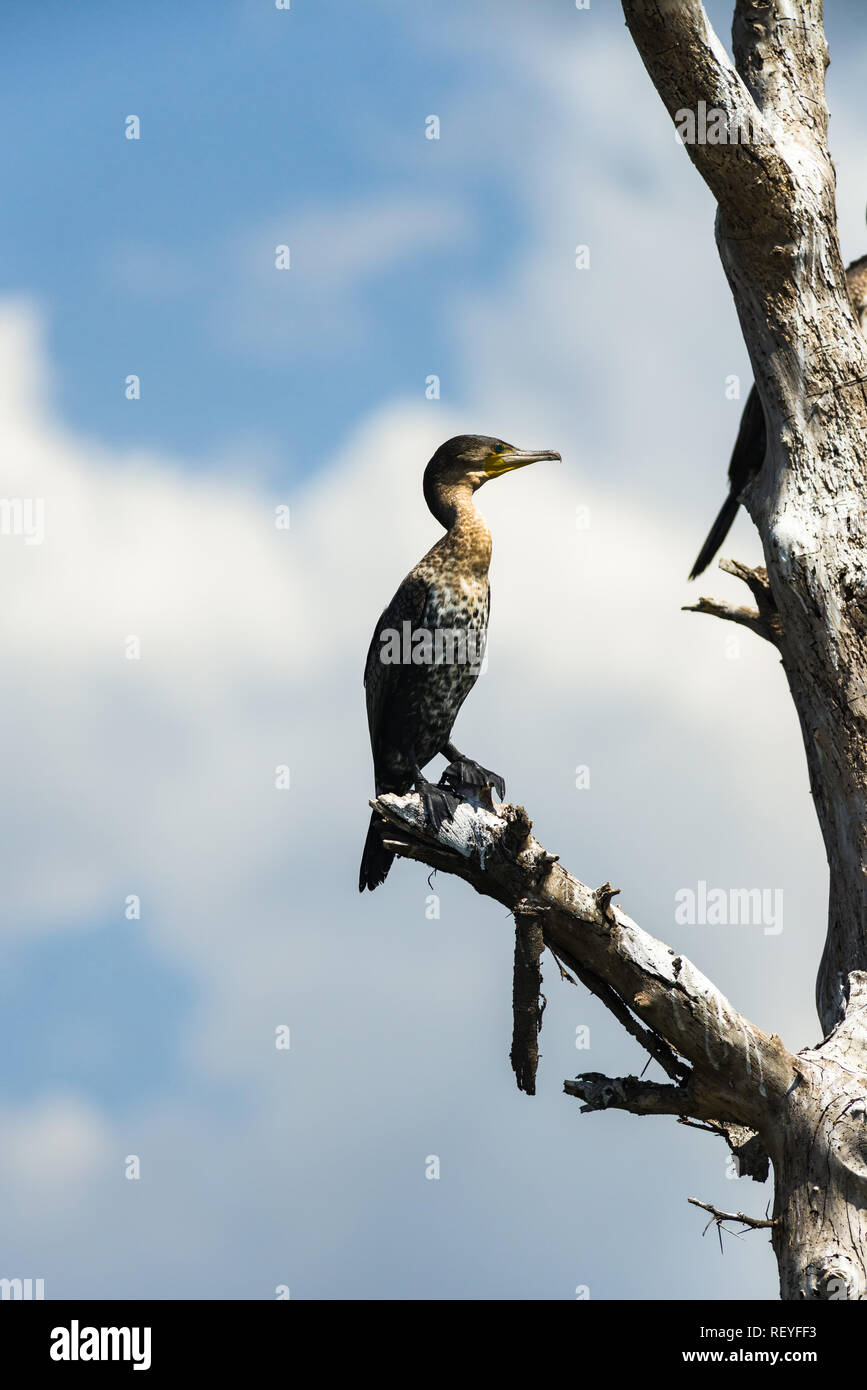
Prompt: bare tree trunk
<box><xmin>372</xmin><ymin>1</ymin><xmax>867</xmax><ymax>1300</ymax></box>
<box><xmin>621</xmin><ymin>0</ymin><xmax>867</xmax><ymax>1298</ymax></box>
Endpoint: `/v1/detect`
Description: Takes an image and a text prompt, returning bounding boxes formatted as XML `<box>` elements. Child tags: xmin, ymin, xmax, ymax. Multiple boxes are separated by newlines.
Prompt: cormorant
<box><xmin>689</xmin><ymin>254</ymin><xmax>867</xmax><ymax>580</ymax></box>
<box><xmin>359</xmin><ymin>433</ymin><xmax>560</xmax><ymax>892</ymax></box>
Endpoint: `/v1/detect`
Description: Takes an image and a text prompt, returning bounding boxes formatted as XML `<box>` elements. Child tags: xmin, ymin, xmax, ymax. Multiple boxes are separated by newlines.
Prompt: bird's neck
<box><xmin>426</xmin><ymin>482</ymin><xmax>492</xmax><ymax>574</ymax></box>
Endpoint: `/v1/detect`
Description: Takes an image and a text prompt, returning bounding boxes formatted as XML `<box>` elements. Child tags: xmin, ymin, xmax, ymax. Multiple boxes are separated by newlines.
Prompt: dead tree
<box><xmin>371</xmin><ymin>1</ymin><xmax>867</xmax><ymax>1300</ymax></box>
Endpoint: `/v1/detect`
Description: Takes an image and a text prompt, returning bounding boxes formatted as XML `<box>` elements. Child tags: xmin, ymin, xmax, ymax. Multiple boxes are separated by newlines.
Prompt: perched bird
<box><xmin>689</xmin><ymin>253</ymin><xmax>867</xmax><ymax>580</ymax></box>
<box><xmin>359</xmin><ymin>433</ymin><xmax>560</xmax><ymax>892</ymax></box>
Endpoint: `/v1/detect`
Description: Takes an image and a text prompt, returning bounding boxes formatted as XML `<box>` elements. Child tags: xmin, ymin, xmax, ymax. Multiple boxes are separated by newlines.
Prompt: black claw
<box><xmin>440</xmin><ymin>759</ymin><xmax>505</xmax><ymax>803</ymax></box>
<box><xmin>415</xmin><ymin>778</ymin><xmax>459</xmax><ymax>832</ymax></box>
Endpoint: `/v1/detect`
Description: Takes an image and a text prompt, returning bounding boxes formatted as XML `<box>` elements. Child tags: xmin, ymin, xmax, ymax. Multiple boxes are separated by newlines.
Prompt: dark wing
<box><xmin>363</xmin><ymin>571</ymin><xmax>430</xmax><ymax>776</ymax></box>
<box><xmin>727</xmin><ymin>383</ymin><xmax>766</xmax><ymax>497</ymax></box>
<box><xmin>689</xmin><ymin>386</ymin><xmax>766</xmax><ymax>581</ymax></box>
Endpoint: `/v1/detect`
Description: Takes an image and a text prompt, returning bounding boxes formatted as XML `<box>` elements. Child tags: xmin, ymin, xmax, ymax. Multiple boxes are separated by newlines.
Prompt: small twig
<box><xmin>724</xmin><ymin>559</ymin><xmax>781</xmax><ymax>634</ymax></box>
<box><xmin>547</xmin><ymin>944</ymin><xmax>577</xmax><ymax>985</ymax></box>
<box><xmin>594</xmin><ymin>882</ymin><xmax>621</xmax><ymax>921</ymax></box>
<box><xmin>682</xmin><ymin>595</ymin><xmax>772</xmax><ymax>641</ymax></box>
<box><xmin>678</xmin><ymin>1117</ymin><xmax>724</xmax><ymax>1137</ymax></box>
<box><xmin>563</xmin><ymin>961</ymin><xmax>690</xmax><ymax>1083</ymax></box>
<box><xmin>688</xmin><ymin>1196</ymin><xmax>777</xmax><ymax>1232</ymax></box>
<box><xmin>720</xmin><ymin>557</ymin><xmax>774</xmax><ymax>610</ymax></box>
<box><xmin>678</xmin><ymin>1118</ymin><xmax>770</xmax><ymax>1183</ymax></box>
<box><xmin>682</xmin><ymin>559</ymin><xmax>783</xmax><ymax>648</ymax></box>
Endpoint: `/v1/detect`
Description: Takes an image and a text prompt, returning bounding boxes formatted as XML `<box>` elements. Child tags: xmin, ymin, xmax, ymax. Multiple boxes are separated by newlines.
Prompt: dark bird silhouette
<box><xmin>359</xmin><ymin>434</ymin><xmax>560</xmax><ymax>892</ymax></box>
<box><xmin>690</xmin><ymin>253</ymin><xmax>867</xmax><ymax>580</ymax></box>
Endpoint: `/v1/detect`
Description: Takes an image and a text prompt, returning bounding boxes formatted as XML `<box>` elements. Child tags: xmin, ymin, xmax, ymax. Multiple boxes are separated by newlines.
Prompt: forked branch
<box><xmin>375</xmin><ymin>790</ymin><xmax>797</xmax><ymax>1135</ymax></box>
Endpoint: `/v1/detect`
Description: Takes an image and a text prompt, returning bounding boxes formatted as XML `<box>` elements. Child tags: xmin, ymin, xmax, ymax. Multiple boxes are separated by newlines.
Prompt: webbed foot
<box><xmin>439</xmin><ymin>757</ymin><xmax>505</xmax><ymax>803</ymax></box>
<box><xmin>413</xmin><ymin>775</ymin><xmax>460</xmax><ymax>833</ymax></box>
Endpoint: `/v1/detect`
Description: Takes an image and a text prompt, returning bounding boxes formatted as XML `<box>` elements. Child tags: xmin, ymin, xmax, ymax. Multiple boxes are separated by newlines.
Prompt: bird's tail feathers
<box><xmin>358</xmin><ymin>812</ymin><xmax>395</xmax><ymax>892</ymax></box>
<box><xmin>689</xmin><ymin>490</ymin><xmax>741</xmax><ymax>581</ymax></box>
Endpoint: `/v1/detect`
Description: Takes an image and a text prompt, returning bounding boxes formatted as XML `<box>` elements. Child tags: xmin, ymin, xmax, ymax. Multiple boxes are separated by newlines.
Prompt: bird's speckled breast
<box><xmin>379</xmin><ymin>569</ymin><xmax>489</xmax><ymax>786</ymax></box>
<box><xmin>415</xmin><ymin>573</ymin><xmax>488</xmax><ymax>754</ymax></box>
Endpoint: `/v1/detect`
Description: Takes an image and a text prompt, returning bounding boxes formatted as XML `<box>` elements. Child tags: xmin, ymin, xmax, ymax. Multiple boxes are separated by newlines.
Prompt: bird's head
<box><xmin>423</xmin><ymin>434</ymin><xmax>560</xmax><ymax>513</ymax></box>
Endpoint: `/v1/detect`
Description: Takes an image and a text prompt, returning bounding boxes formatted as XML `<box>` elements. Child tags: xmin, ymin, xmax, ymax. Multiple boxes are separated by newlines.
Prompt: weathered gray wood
<box><xmin>618</xmin><ymin>0</ymin><xmax>867</xmax><ymax>1298</ymax></box>
<box><xmin>622</xmin><ymin>0</ymin><xmax>867</xmax><ymax>1032</ymax></box>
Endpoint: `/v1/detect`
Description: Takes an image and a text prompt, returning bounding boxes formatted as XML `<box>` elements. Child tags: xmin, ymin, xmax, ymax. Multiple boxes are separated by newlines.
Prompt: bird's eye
<box><xmin>493</xmin><ymin>444</ymin><xmax>505</xmax><ymax>454</ymax></box>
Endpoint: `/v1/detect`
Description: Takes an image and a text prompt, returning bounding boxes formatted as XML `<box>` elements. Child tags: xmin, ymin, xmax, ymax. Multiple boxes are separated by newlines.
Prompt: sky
<box><xmin>1</xmin><ymin>0</ymin><xmax>866</xmax><ymax>1301</ymax></box>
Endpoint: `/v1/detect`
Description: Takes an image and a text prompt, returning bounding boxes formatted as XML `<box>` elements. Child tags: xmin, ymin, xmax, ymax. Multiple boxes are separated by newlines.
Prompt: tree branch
<box><xmin>682</xmin><ymin>595</ymin><xmax>775</xmax><ymax>643</ymax></box>
<box><xmin>688</xmin><ymin>1195</ymin><xmax>777</xmax><ymax>1231</ymax></box>
<box><xmin>621</xmin><ymin>0</ymin><xmax>796</xmax><ymax>238</ymax></box>
<box><xmin>565</xmin><ymin>1072</ymin><xmax>694</xmax><ymax>1117</ymax></box>
<box><xmin>683</xmin><ymin>557</ymin><xmax>783</xmax><ymax>645</ymax></box>
<box><xmin>375</xmin><ymin>791</ymin><xmax>797</xmax><ymax>1131</ymax></box>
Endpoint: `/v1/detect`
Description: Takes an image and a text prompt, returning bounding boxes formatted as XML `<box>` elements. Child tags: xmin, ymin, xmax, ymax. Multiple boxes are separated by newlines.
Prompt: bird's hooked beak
<box><xmin>484</xmin><ymin>446</ymin><xmax>561</xmax><ymax>478</ymax></box>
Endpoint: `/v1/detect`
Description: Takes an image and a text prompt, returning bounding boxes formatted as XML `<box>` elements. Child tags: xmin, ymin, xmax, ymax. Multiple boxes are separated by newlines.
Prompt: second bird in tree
<box><xmin>690</xmin><ymin>254</ymin><xmax>867</xmax><ymax>580</ymax></box>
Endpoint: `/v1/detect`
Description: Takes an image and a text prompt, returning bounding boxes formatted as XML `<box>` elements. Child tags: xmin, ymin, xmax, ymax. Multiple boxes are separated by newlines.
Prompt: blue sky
<box><xmin>1</xmin><ymin>0</ymin><xmax>525</xmax><ymax>471</ymax></box>
<box><xmin>1</xmin><ymin>0</ymin><xmax>866</xmax><ymax>1301</ymax></box>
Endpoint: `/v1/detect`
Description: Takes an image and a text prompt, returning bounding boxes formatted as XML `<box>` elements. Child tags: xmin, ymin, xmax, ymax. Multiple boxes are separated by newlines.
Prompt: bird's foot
<box><xmin>414</xmin><ymin>776</ymin><xmax>460</xmax><ymax>834</ymax></box>
<box><xmin>439</xmin><ymin>758</ymin><xmax>505</xmax><ymax>804</ymax></box>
